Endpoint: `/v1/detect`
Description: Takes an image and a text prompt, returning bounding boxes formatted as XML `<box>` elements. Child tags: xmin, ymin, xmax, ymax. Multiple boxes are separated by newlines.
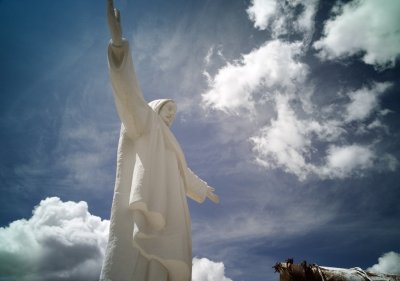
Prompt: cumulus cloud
<box><xmin>314</xmin><ymin>0</ymin><xmax>400</xmax><ymax>69</ymax></box>
<box><xmin>251</xmin><ymin>95</ymin><xmax>343</xmax><ymax>180</ymax></box>
<box><xmin>250</xmin><ymin>92</ymin><xmax>397</xmax><ymax>180</ymax></box>
<box><xmin>344</xmin><ymin>82</ymin><xmax>393</xmax><ymax>122</ymax></box>
<box><xmin>367</xmin><ymin>251</ymin><xmax>400</xmax><ymax>275</ymax></box>
<box><xmin>246</xmin><ymin>0</ymin><xmax>317</xmax><ymax>40</ymax></box>
<box><xmin>203</xmin><ymin>40</ymin><xmax>396</xmax><ymax>180</ymax></box>
<box><xmin>203</xmin><ymin>0</ymin><xmax>321</xmax><ymax>115</ymax></box>
<box><xmin>251</xmin><ymin>95</ymin><xmax>314</xmax><ymax>179</ymax></box>
<box><xmin>246</xmin><ymin>0</ymin><xmax>277</xmax><ymax>30</ymax></box>
<box><xmin>202</xmin><ymin>40</ymin><xmax>307</xmax><ymax>114</ymax></box>
<box><xmin>0</xmin><ymin>197</ymin><xmax>109</xmax><ymax>281</ymax></box>
<box><xmin>0</xmin><ymin>198</ymin><xmax>232</xmax><ymax>281</ymax></box>
<box><xmin>202</xmin><ymin>0</ymin><xmax>398</xmax><ymax>181</ymax></box>
<box><xmin>192</xmin><ymin>258</ymin><xmax>233</xmax><ymax>281</ymax></box>
<box><xmin>320</xmin><ymin>144</ymin><xmax>375</xmax><ymax>179</ymax></box>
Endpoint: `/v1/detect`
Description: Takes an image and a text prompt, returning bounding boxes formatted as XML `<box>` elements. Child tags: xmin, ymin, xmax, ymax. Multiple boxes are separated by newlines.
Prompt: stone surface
<box><xmin>100</xmin><ymin>1</ymin><xmax>219</xmax><ymax>281</ymax></box>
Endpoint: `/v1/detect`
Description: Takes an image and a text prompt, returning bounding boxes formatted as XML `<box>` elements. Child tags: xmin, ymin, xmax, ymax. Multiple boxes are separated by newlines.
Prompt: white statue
<box><xmin>100</xmin><ymin>1</ymin><xmax>219</xmax><ymax>281</ymax></box>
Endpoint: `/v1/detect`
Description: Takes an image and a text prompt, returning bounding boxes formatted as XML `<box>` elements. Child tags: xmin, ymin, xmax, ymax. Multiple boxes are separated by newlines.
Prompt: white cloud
<box><xmin>344</xmin><ymin>82</ymin><xmax>393</xmax><ymax>122</ymax></box>
<box><xmin>248</xmin><ymin>0</ymin><xmax>318</xmax><ymax>41</ymax></box>
<box><xmin>293</xmin><ymin>0</ymin><xmax>318</xmax><ymax>39</ymax></box>
<box><xmin>0</xmin><ymin>197</ymin><xmax>109</xmax><ymax>281</ymax></box>
<box><xmin>251</xmin><ymin>95</ymin><xmax>343</xmax><ymax>180</ymax></box>
<box><xmin>246</xmin><ymin>0</ymin><xmax>277</xmax><ymax>30</ymax></box>
<box><xmin>0</xmin><ymin>198</ymin><xmax>231</xmax><ymax>281</ymax></box>
<box><xmin>249</xmin><ymin>93</ymin><xmax>397</xmax><ymax>180</ymax></box>
<box><xmin>202</xmin><ymin>0</ymin><xmax>398</xmax><ymax>181</ymax></box>
<box><xmin>320</xmin><ymin>144</ymin><xmax>375</xmax><ymax>179</ymax></box>
<box><xmin>367</xmin><ymin>251</ymin><xmax>400</xmax><ymax>275</ymax></box>
<box><xmin>314</xmin><ymin>0</ymin><xmax>400</xmax><ymax>69</ymax></box>
<box><xmin>246</xmin><ymin>0</ymin><xmax>318</xmax><ymax>39</ymax></box>
<box><xmin>277</xmin><ymin>0</ymin><xmax>318</xmax><ymax>41</ymax></box>
<box><xmin>202</xmin><ymin>40</ymin><xmax>307</xmax><ymax>114</ymax></box>
<box><xmin>192</xmin><ymin>258</ymin><xmax>233</xmax><ymax>281</ymax></box>
<box><xmin>251</xmin><ymin>95</ymin><xmax>313</xmax><ymax>179</ymax></box>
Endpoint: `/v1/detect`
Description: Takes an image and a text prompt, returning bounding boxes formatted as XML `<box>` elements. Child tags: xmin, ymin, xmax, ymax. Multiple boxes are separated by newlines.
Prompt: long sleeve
<box><xmin>185</xmin><ymin>168</ymin><xmax>208</xmax><ymax>203</ymax></box>
<box><xmin>108</xmin><ymin>39</ymin><xmax>151</xmax><ymax>140</ymax></box>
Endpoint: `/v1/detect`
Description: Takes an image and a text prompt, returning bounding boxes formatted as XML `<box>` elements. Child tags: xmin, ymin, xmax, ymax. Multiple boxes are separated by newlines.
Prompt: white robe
<box><xmin>100</xmin><ymin>40</ymin><xmax>209</xmax><ymax>281</ymax></box>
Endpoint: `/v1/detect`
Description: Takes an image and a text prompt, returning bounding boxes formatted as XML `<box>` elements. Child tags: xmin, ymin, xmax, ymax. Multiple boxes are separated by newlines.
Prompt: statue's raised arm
<box><xmin>106</xmin><ymin>0</ymin><xmax>150</xmax><ymax>140</ymax></box>
<box><xmin>107</xmin><ymin>0</ymin><xmax>122</xmax><ymax>47</ymax></box>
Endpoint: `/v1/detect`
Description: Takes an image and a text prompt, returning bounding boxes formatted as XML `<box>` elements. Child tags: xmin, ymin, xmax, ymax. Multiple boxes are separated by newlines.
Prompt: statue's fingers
<box><xmin>207</xmin><ymin>191</ymin><xmax>219</xmax><ymax>204</ymax></box>
<box><xmin>211</xmin><ymin>194</ymin><xmax>220</xmax><ymax>204</ymax></box>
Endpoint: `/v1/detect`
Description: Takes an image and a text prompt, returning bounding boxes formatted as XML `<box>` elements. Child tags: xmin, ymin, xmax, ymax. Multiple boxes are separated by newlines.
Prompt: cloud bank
<box><xmin>314</xmin><ymin>0</ymin><xmax>400</xmax><ymax>69</ymax></box>
<box><xmin>0</xmin><ymin>198</ymin><xmax>232</xmax><ymax>281</ymax></box>
<box><xmin>201</xmin><ymin>0</ymin><xmax>398</xmax><ymax>180</ymax></box>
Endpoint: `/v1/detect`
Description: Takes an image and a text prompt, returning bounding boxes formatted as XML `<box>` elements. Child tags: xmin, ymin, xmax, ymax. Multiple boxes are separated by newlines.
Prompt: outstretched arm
<box><xmin>186</xmin><ymin>168</ymin><xmax>219</xmax><ymax>204</ymax></box>
<box><xmin>106</xmin><ymin>0</ymin><xmax>150</xmax><ymax>139</ymax></box>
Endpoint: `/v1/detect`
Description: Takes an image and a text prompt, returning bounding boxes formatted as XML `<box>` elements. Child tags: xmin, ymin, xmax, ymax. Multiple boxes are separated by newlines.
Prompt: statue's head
<box><xmin>148</xmin><ymin>99</ymin><xmax>177</xmax><ymax>127</ymax></box>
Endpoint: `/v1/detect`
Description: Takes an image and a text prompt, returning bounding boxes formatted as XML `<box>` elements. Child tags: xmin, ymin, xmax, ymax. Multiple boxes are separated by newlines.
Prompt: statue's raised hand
<box><xmin>107</xmin><ymin>0</ymin><xmax>123</xmax><ymax>46</ymax></box>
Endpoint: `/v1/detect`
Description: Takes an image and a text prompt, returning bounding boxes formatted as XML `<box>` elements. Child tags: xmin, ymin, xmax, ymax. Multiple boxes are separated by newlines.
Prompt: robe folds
<box><xmin>100</xmin><ymin>40</ymin><xmax>209</xmax><ymax>281</ymax></box>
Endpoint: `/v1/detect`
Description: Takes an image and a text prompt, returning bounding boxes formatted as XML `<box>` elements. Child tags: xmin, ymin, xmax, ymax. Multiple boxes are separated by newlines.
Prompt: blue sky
<box><xmin>1</xmin><ymin>0</ymin><xmax>400</xmax><ymax>280</ymax></box>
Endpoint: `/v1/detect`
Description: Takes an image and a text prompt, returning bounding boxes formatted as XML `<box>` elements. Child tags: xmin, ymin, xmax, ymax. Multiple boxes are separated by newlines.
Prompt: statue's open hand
<box><xmin>107</xmin><ymin>0</ymin><xmax>123</xmax><ymax>46</ymax></box>
<box><xmin>206</xmin><ymin>187</ymin><xmax>220</xmax><ymax>204</ymax></box>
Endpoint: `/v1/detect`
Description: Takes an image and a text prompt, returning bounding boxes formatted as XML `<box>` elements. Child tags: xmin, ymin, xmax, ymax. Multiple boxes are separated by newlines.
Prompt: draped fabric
<box><xmin>100</xmin><ymin>40</ymin><xmax>209</xmax><ymax>281</ymax></box>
